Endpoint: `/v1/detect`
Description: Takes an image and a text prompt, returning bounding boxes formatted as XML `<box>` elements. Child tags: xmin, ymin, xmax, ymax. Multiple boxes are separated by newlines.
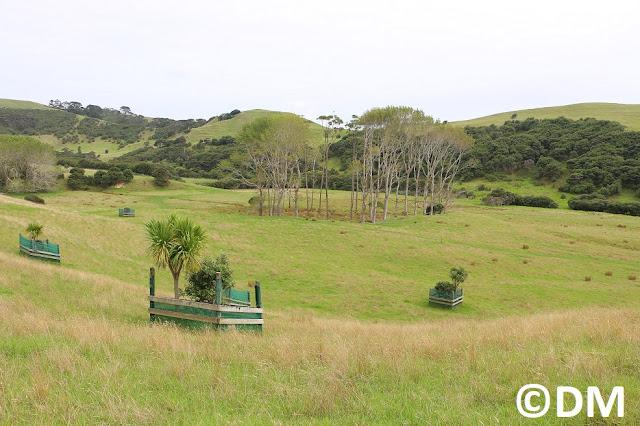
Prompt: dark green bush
<box><xmin>483</xmin><ymin>189</ymin><xmax>557</xmax><ymax>208</ymax></box>
<box><xmin>568</xmin><ymin>195</ymin><xmax>640</xmax><ymax>216</ymax></box>
<box><xmin>182</xmin><ymin>253</ymin><xmax>235</xmax><ymax>303</ymax></box>
<box><xmin>67</xmin><ymin>168</ymin><xmax>93</xmax><ymax>190</ymax></box>
<box><xmin>434</xmin><ymin>281</ymin><xmax>455</xmax><ymax>292</ymax></box>
<box><xmin>24</xmin><ymin>194</ymin><xmax>45</xmax><ymax>204</ymax></box>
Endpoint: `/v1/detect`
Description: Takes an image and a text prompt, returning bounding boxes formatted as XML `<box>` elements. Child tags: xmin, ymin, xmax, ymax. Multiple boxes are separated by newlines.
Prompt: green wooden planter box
<box><xmin>148</xmin><ymin>268</ymin><xmax>263</xmax><ymax>331</ymax></box>
<box><xmin>429</xmin><ymin>288</ymin><xmax>463</xmax><ymax>308</ymax></box>
<box><xmin>119</xmin><ymin>207</ymin><xmax>135</xmax><ymax>217</ymax></box>
<box><xmin>19</xmin><ymin>234</ymin><xmax>61</xmax><ymax>263</ymax></box>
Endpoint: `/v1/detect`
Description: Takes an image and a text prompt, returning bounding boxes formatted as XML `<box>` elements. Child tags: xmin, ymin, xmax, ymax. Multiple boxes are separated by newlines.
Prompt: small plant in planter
<box><xmin>429</xmin><ymin>266</ymin><xmax>468</xmax><ymax>308</ymax></box>
<box><xmin>26</xmin><ymin>223</ymin><xmax>44</xmax><ymax>241</ymax></box>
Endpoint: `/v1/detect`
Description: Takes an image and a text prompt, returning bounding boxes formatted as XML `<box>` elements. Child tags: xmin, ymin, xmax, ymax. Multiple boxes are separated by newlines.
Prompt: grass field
<box><xmin>454</xmin><ymin>102</ymin><xmax>640</xmax><ymax>131</ymax></box>
<box><xmin>0</xmin><ymin>178</ymin><xmax>638</xmax><ymax>423</ymax></box>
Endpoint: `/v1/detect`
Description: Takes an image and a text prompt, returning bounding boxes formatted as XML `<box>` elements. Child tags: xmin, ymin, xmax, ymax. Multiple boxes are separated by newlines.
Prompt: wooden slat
<box><xmin>148</xmin><ymin>296</ymin><xmax>263</xmax><ymax>313</ymax></box>
<box><xmin>20</xmin><ymin>245</ymin><xmax>61</xmax><ymax>260</ymax></box>
<box><xmin>149</xmin><ymin>308</ymin><xmax>264</xmax><ymax>325</ymax></box>
<box><xmin>222</xmin><ymin>297</ymin><xmax>251</xmax><ymax>306</ymax></box>
<box><xmin>149</xmin><ymin>308</ymin><xmax>219</xmax><ymax>323</ymax></box>
<box><xmin>429</xmin><ymin>296</ymin><xmax>463</xmax><ymax>303</ymax></box>
<box><xmin>217</xmin><ymin>318</ymin><xmax>263</xmax><ymax>325</ymax></box>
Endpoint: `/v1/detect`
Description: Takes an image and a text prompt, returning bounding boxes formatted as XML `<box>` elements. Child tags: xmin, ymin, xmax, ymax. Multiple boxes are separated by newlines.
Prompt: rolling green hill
<box><xmin>0</xmin><ymin>99</ymin><xmax>52</xmax><ymax>109</ymax></box>
<box><xmin>184</xmin><ymin>109</ymin><xmax>329</xmax><ymax>146</ymax></box>
<box><xmin>454</xmin><ymin>102</ymin><xmax>640</xmax><ymax>131</ymax></box>
<box><xmin>0</xmin><ymin>98</ymin><xmax>51</xmax><ymax>110</ymax></box>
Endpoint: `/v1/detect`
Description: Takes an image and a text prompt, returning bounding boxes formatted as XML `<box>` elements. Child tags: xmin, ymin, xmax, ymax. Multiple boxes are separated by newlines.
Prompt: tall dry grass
<box><xmin>1</xmin><ymin>298</ymin><xmax>638</xmax><ymax>424</ymax></box>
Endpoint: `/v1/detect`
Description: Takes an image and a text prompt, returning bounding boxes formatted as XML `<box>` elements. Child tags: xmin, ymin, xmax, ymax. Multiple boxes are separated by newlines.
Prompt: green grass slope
<box><xmin>185</xmin><ymin>109</ymin><xmax>329</xmax><ymax>146</ymax></box>
<box><xmin>0</xmin><ymin>182</ymin><xmax>639</xmax><ymax>422</ymax></box>
<box><xmin>455</xmin><ymin>102</ymin><xmax>640</xmax><ymax>130</ymax></box>
<box><xmin>0</xmin><ymin>98</ymin><xmax>51</xmax><ymax>110</ymax></box>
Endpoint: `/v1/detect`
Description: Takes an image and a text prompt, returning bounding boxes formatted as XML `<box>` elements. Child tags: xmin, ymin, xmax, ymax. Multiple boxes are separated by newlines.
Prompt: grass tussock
<box><xmin>585</xmin><ymin>275</ymin><xmax>591</xmax><ymax>282</ymax></box>
<box><xmin>605</xmin><ymin>271</ymin><xmax>613</xmax><ymax>277</ymax></box>
<box><xmin>522</xmin><ymin>244</ymin><xmax>529</xmax><ymax>249</ymax></box>
<box><xmin>630</xmin><ymin>275</ymin><xmax>637</xmax><ymax>281</ymax></box>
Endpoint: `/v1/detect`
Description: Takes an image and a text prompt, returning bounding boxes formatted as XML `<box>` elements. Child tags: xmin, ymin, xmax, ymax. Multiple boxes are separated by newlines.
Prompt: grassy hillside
<box><xmin>185</xmin><ymin>109</ymin><xmax>331</xmax><ymax>146</ymax></box>
<box><xmin>0</xmin><ymin>181</ymin><xmax>638</xmax><ymax>422</ymax></box>
<box><xmin>0</xmin><ymin>98</ymin><xmax>50</xmax><ymax>110</ymax></box>
<box><xmin>455</xmin><ymin>102</ymin><xmax>640</xmax><ymax>131</ymax></box>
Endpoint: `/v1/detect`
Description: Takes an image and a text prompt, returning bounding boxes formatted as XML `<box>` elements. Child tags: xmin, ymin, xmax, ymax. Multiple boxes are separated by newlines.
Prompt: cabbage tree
<box><xmin>145</xmin><ymin>215</ymin><xmax>206</xmax><ymax>298</ymax></box>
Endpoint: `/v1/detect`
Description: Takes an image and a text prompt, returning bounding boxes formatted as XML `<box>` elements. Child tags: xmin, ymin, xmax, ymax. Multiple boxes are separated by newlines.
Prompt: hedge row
<box><xmin>483</xmin><ymin>189</ymin><xmax>558</xmax><ymax>209</ymax></box>
<box><xmin>568</xmin><ymin>194</ymin><xmax>640</xmax><ymax>216</ymax></box>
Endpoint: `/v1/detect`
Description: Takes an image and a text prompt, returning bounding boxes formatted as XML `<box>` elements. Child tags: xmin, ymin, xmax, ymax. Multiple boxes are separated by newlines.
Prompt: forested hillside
<box><xmin>463</xmin><ymin>117</ymin><xmax>640</xmax><ymax>195</ymax></box>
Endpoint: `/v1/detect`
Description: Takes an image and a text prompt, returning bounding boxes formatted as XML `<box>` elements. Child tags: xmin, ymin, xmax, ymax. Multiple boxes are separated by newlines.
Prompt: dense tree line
<box><xmin>115</xmin><ymin>135</ymin><xmax>239</xmax><ymax>177</ymax></box>
<box><xmin>568</xmin><ymin>194</ymin><xmax>640</xmax><ymax>216</ymax></box>
<box><xmin>67</xmin><ymin>166</ymin><xmax>134</xmax><ymax>190</ymax></box>
<box><xmin>463</xmin><ymin>117</ymin><xmax>640</xmax><ymax>196</ymax></box>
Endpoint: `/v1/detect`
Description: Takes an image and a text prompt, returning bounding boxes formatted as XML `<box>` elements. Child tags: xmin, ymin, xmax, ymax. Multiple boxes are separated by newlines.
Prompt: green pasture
<box><xmin>0</xmin><ymin>177</ymin><xmax>638</xmax><ymax>423</ymax></box>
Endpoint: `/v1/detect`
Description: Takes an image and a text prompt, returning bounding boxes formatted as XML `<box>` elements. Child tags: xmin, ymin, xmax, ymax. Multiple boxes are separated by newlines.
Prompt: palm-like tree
<box><xmin>145</xmin><ymin>215</ymin><xmax>206</xmax><ymax>299</ymax></box>
<box><xmin>26</xmin><ymin>223</ymin><xmax>44</xmax><ymax>241</ymax></box>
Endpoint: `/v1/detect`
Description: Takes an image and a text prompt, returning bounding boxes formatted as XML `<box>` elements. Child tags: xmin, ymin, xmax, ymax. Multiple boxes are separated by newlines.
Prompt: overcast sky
<box><xmin>2</xmin><ymin>0</ymin><xmax>639</xmax><ymax>122</ymax></box>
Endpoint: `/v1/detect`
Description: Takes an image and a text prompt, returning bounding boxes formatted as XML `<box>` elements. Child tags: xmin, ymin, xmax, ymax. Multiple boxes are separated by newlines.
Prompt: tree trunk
<box><xmin>172</xmin><ymin>271</ymin><xmax>180</xmax><ymax>299</ymax></box>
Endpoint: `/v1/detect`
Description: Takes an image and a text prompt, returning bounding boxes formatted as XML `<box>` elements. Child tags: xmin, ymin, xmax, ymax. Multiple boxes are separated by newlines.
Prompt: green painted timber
<box><xmin>428</xmin><ymin>288</ymin><xmax>463</xmax><ymax>309</ymax></box>
<box><xmin>18</xmin><ymin>234</ymin><xmax>61</xmax><ymax>263</ymax></box>
<box><xmin>118</xmin><ymin>207</ymin><xmax>135</xmax><ymax>217</ymax></box>
<box><xmin>148</xmin><ymin>268</ymin><xmax>263</xmax><ymax>331</ymax></box>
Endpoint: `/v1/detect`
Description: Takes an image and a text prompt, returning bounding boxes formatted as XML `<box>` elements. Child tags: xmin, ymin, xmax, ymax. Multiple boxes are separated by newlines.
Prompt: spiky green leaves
<box><xmin>145</xmin><ymin>215</ymin><xmax>207</xmax><ymax>297</ymax></box>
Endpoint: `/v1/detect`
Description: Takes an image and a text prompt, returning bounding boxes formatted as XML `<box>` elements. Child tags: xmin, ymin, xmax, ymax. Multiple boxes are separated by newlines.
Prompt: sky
<box><xmin>2</xmin><ymin>0</ymin><xmax>639</xmax><ymax>123</ymax></box>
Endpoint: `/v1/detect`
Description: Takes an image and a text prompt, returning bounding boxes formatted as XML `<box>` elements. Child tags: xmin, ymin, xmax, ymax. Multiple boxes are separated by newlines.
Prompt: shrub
<box><xmin>476</xmin><ymin>184</ymin><xmax>491</xmax><ymax>191</ymax></box>
<box><xmin>449</xmin><ymin>266</ymin><xmax>468</xmax><ymax>291</ymax></box>
<box><xmin>153</xmin><ymin>167</ymin><xmax>171</xmax><ymax>187</ymax></box>
<box><xmin>182</xmin><ymin>252</ymin><xmax>234</xmax><ymax>303</ymax></box>
<box><xmin>434</xmin><ymin>281</ymin><xmax>455</xmax><ymax>292</ymax></box>
<box><xmin>67</xmin><ymin>167</ymin><xmax>93</xmax><ymax>190</ymax></box>
<box><xmin>24</xmin><ymin>194</ymin><xmax>45</xmax><ymax>204</ymax></box>
<box><xmin>483</xmin><ymin>189</ymin><xmax>557</xmax><ymax>209</ymax></box>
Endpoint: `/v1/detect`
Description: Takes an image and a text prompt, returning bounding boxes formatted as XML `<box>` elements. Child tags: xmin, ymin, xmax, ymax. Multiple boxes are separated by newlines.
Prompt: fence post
<box><xmin>149</xmin><ymin>267</ymin><xmax>155</xmax><ymax>322</ymax></box>
<box><xmin>255</xmin><ymin>281</ymin><xmax>262</xmax><ymax>308</ymax></box>
<box><xmin>215</xmin><ymin>272</ymin><xmax>222</xmax><ymax>305</ymax></box>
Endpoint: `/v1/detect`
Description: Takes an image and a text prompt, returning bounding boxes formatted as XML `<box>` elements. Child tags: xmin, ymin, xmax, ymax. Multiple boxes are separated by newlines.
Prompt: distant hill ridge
<box><xmin>453</xmin><ymin>102</ymin><xmax>640</xmax><ymax>131</ymax></box>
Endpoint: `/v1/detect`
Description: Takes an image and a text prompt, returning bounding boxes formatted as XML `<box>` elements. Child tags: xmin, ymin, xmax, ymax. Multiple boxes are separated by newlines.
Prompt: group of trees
<box><xmin>229</xmin><ymin>107</ymin><xmax>471</xmax><ymax>222</ymax></box>
<box><xmin>0</xmin><ymin>135</ymin><xmax>58</xmax><ymax>193</ymax></box>
<box><xmin>347</xmin><ymin>107</ymin><xmax>472</xmax><ymax>222</ymax></box>
<box><xmin>67</xmin><ymin>166</ymin><xmax>133</xmax><ymax>190</ymax></box>
<box><xmin>236</xmin><ymin>114</ymin><xmax>311</xmax><ymax>216</ymax></box>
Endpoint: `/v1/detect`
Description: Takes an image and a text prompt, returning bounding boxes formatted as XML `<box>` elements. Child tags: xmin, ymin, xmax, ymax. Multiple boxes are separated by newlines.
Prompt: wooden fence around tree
<box><xmin>119</xmin><ymin>207</ymin><xmax>135</xmax><ymax>217</ymax></box>
<box><xmin>19</xmin><ymin>234</ymin><xmax>61</xmax><ymax>262</ymax></box>
<box><xmin>148</xmin><ymin>268</ymin><xmax>263</xmax><ymax>331</ymax></box>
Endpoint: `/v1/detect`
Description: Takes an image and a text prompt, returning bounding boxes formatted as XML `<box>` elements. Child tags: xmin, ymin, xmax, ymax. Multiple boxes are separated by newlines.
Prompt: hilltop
<box><xmin>0</xmin><ymin>98</ymin><xmax>52</xmax><ymax>110</ymax></box>
<box><xmin>454</xmin><ymin>102</ymin><xmax>640</xmax><ymax>131</ymax></box>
